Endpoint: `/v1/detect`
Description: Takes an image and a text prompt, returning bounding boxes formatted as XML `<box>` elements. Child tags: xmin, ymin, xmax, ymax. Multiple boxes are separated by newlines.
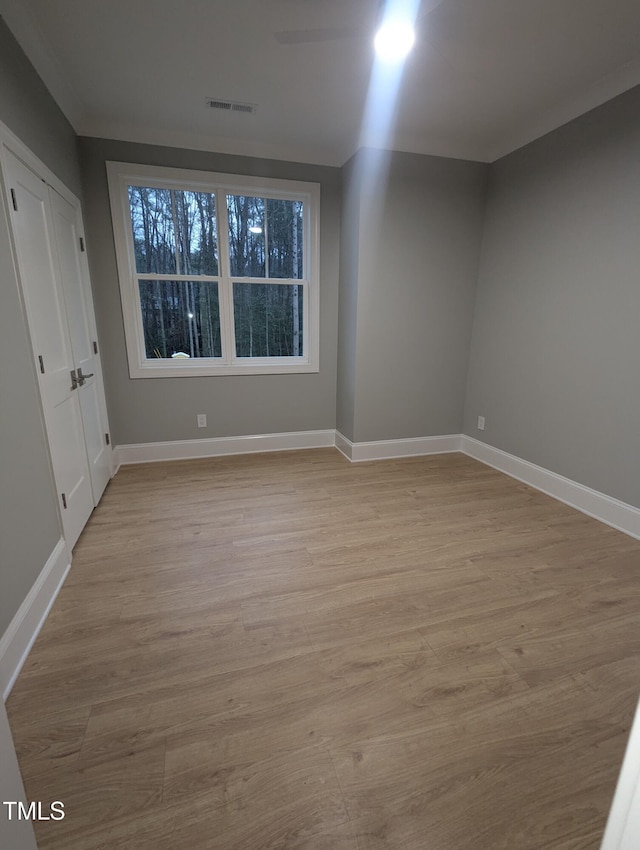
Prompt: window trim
<box><xmin>106</xmin><ymin>161</ymin><xmax>320</xmax><ymax>378</ymax></box>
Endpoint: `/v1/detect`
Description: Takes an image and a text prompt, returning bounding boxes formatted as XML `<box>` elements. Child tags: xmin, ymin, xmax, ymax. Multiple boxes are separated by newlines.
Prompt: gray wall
<box><xmin>465</xmin><ymin>85</ymin><xmax>640</xmax><ymax>508</ymax></box>
<box><xmin>78</xmin><ymin>137</ymin><xmax>341</xmax><ymax>445</ymax></box>
<box><xmin>0</xmin><ymin>16</ymin><xmax>74</xmax><ymax>640</ymax></box>
<box><xmin>0</xmin><ymin>17</ymin><xmax>81</xmax><ymax>198</ymax></box>
<box><xmin>338</xmin><ymin>148</ymin><xmax>487</xmax><ymax>443</ymax></box>
<box><xmin>336</xmin><ymin>154</ymin><xmax>361</xmax><ymax>441</ymax></box>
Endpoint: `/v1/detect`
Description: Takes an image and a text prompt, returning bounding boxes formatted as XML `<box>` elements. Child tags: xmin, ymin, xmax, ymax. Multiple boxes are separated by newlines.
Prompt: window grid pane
<box><xmin>129</xmin><ymin>186</ymin><xmax>218</xmax><ymax>276</ymax></box>
<box><xmin>233</xmin><ymin>282</ymin><xmax>304</xmax><ymax>358</ymax></box>
<box><xmin>129</xmin><ymin>186</ymin><xmax>176</xmax><ymax>274</ymax></box>
<box><xmin>138</xmin><ymin>279</ymin><xmax>221</xmax><ymax>359</ymax></box>
<box><xmin>227</xmin><ymin>195</ymin><xmax>266</xmax><ymax>277</ymax></box>
<box><xmin>175</xmin><ymin>190</ymin><xmax>219</xmax><ymax>276</ymax></box>
<box><xmin>267</xmin><ymin>198</ymin><xmax>304</xmax><ymax>279</ymax></box>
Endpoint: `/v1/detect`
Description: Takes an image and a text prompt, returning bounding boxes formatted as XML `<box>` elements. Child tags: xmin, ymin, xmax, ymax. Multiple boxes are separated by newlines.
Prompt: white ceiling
<box><xmin>3</xmin><ymin>0</ymin><xmax>640</xmax><ymax>166</ymax></box>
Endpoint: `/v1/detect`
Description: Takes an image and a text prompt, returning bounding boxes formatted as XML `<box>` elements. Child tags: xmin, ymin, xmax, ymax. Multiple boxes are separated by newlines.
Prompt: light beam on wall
<box><xmin>352</xmin><ymin>0</ymin><xmax>420</xmax><ymax>236</ymax></box>
<box><xmin>360</xmin><ymin>0</ymin><xmax>420</xmax><ymax>152</ymax></box>
<box><xmin>374</xmin><ymin>19</ymin><xmax>416</xmax><ymax>62</ymax></box>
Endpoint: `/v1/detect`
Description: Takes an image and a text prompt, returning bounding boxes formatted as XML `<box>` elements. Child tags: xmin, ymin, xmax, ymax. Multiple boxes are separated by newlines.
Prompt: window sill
<box><xmin>129</xmin><ymin>358</ymin><xmax>319</xmax><ymax>378</ymax></box>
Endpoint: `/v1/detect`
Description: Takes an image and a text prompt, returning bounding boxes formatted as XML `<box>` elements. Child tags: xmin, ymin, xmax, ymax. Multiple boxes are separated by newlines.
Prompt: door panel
<box><xmin>7</xmin><ymin>166</ymin><xmax>70</xmax><ymax>402</ymax></box>
<box><xmin>48</xmin><ymin>188</ymin><xmax>111</xmax><ymax>502</ymax></box>
<box><xmin>46</xmin><ymin>387</ymin><xmax>94</xmax><ymax>547</ymax></box>
<box><xmin>3</xmin><ymin>149</ymin><xmax>94</xmax><ymax>548</ymax></box>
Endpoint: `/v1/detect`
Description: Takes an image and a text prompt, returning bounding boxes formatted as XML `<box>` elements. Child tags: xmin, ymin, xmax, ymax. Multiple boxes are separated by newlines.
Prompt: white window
<box><xmin>107</xmin><ymin>162</ymin><xmax>320</xmax><ymax>377</ymax></box>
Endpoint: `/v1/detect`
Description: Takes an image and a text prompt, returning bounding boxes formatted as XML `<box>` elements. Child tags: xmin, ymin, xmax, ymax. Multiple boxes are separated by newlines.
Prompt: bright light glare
<box><xmin>374</xmin><ymin>20</ymin><xmax>415</xmax><ymax>62</ymax></box>
<box><xmin>249</xmin><ymin>226</ymin><xmax>263</xmax><ymax>234</ymax></box>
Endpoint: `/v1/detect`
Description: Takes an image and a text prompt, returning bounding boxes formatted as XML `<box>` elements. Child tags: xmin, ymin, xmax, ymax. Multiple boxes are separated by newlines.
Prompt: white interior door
<box><xmin>3</xmin><ymin>149</ymin><xmax>94</xmax><ymax>548</ymax></box>
<box><xmin>48</xmin><ymin>188</ymin><xmax>111</xmax><ymax>503</ymax></box>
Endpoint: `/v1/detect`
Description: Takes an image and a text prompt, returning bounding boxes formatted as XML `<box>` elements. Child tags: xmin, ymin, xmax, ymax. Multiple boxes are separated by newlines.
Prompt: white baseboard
<box><xmin>114</xmin><ymin>429</ymin><xmax>336</xmax><ymax>467</ymax></box>
<box><xmin>334</xmin><ymin>431</ymin><xmax>353</xmax><ymax>460</ymax></box>
<box><xmin>112</xmin><ymin>428</ymin><xmax>639</xmax><ymax>540</ymax></box>
<box><xmin>335</xmin><ymin>432</ymin><xmax>462</xmax><ymax>462</ymax></box>
<box><xmin>0</xmin><ymin>538</ymin><xmax>71</xmax><ymax>701</ymax></box>
<box><xmin>462</xmin><ymin>436</ymin><xmax>640</xmax><ymax>540</ymax></box>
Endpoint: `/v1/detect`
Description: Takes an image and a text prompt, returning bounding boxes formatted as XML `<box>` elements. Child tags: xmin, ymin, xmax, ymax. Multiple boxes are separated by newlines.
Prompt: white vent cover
<box><xmin>206</xmin><ymin>98</ymin><xmax>257</xmax><ymax>114</ymax></box>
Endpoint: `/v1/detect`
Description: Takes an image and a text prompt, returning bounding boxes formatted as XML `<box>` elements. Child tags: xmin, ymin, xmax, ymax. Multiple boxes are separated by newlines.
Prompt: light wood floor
<box><xmin>7</xmin><ymin>450</ymin><xmax>640</xmax><ymax>849</ymax></box>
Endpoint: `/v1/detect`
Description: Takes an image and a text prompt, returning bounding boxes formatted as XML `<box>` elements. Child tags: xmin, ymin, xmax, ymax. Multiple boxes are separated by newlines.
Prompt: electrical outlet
<box><xmin>197</xmin><ymin>414</ymin><xmax>207</xmax><ymax>428</ymax></box>
<box><xmin>477</xmin><ymin>416</ymin><xmax>485</xmax><ymax>431</ymax></box>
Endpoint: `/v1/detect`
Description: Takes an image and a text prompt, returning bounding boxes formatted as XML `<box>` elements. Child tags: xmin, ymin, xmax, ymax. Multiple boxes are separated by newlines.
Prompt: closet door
<box><xmin>48</xmin><ymin>188</ymin><xmax>111</xmax><ymax>503</ymax></box>
<box><xmin>3</xmin><ymin>149</ymin><xmax>95</xmax><ymax>548</ymax></box>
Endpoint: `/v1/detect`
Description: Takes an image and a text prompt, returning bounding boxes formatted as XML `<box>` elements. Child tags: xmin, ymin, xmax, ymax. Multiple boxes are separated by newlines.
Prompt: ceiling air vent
<box><xmin>206</xmin><ymin>98</ymin><xmax>257</xmax><ymax>115</ymax></box>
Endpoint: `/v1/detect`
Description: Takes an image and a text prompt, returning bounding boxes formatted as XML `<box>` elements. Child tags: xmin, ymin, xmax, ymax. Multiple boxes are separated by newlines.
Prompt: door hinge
<box><xmin>10</xmin><ymin>188</ymin><xmax>18</xmax><ymax>211</ymax></box>
<box><xmin>61</xmin><ymin>493</ymin><xmax>67</xmax><ymax>509</ymax></box>
<box><xmin>93</xmin><ymin>340</ymin><xmax>98</xmax><ymax>355</ymax></box>
<box><xmin>38</xmin><ymin>355</ymin><xmax>45</xmax><ymax>374</ymax></box>
<box><xmin>105</xmin><ymin>432</ymin><xmax>110</xmax><ymax>446</ymax></box>
<box><xmin>79</xmin><ymin>236</ymin><xmax>86</xmax><ymax>252</ymax></box>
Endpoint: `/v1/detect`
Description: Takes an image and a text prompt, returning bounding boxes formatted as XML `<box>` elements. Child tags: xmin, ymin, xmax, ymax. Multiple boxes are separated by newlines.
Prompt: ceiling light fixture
<box><xmin>374</xmin><ymin>19</ymin><xmax>415</xmax><ymax>62</ymax></box>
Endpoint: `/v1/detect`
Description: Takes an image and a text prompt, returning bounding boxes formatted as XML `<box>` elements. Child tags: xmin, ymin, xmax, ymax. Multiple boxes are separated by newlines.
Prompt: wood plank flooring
<box><xmin>6</xmin><ymin>449</ymin><xmax>640</xmax><ymax>849</ymax></box>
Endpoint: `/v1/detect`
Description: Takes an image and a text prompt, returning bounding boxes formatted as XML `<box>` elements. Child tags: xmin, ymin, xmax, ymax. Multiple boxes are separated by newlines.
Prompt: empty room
<box><xmin>1</xmin><ymin>1</ymin><xmax>640</xmax><ymax>848</ymax></box>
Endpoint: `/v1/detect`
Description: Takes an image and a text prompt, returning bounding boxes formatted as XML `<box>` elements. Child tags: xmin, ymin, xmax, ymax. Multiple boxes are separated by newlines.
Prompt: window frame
<box><xmin>106</xmin><ymin>161</ymin><xmax>320</xmax><ymax>378</ymax></box>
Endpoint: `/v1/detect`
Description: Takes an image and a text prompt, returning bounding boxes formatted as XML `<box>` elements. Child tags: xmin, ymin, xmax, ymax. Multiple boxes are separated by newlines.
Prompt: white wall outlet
<box><xmin>477</xmin><ymin>415</ymin><xmax>486</xmax><ymax>431</ymax></box>
<box><xmin>197</xmin><ymin>413</ymin><xmax>207</xmax><ymax>428</ymax></box>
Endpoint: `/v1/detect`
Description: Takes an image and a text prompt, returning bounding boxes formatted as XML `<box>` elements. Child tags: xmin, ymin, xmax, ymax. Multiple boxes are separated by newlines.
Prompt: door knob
<box><xmin>77</xmin><ymin>367</ymin><xmax>94</xmax><ymax>386</ymax></box>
